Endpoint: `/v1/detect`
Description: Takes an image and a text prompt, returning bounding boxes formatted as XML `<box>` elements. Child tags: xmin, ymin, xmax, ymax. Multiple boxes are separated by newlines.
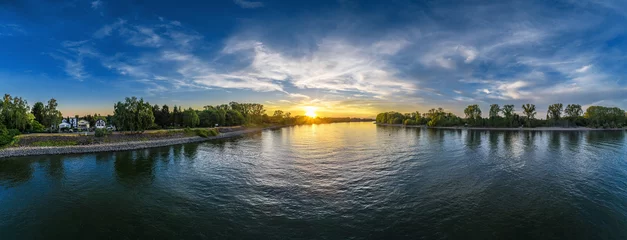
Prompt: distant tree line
<box><xmin>376</xmin><ymin>103</ymin><xmax>627</xmax><ymax>129</ymax></box>
<box><xmin>112</xmin><ymin>97</ymin><xmax>373</xmax><ymax>132</ymax></box>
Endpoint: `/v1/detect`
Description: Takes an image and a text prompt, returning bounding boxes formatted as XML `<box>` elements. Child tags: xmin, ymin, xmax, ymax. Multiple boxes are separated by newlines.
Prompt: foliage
<box><xmin>584</xmin><ymin>106</ymin><xmax>626</xmax><ymax>128</ymax></box>
<box><xmin>489</xmin><ymin>104</ymin><xmax>500</xmax><ymax>118</ymax></box>
<box><xmin>208</xmin><ymin>128</ymin><xmax>219</xmax><ymax>136</ymax></box>
<box><xmin>29</xmin><ymin>120</ymin><xmax>46</xmax><ymax>132</ymax></box>
<box><xmin>547</xmin><ymin>103</ymin><xmax>563</xmax><ymax>120</ymax></box>
<box><xmin>182</xmin><ymin>107</ymin><xmax>200</xmax><ymax>128</ymax></box>
<box><xmin>464</xmin><ymin>104</ymin><xmax>482</xmax><ymax>126</ymax></box>
<box><xmin>43</xmin><ymin>98</ymin><xmax>63</xmax><ymax>131</ymax></box>
<box><xmin>564</xmin><ymin>104</ymin><xmax>583</xmax><ymax>118</ymax></box>
<box><xmin>113</xmin><ymin>97</ymin><xmax>155</xmax><ymax>132</ymax></box>
<box><xmin>521</xmin><ymin>104</ymin><xmax>536</xmax><ymax>127</ymax></box>
<box><xmin>0</xmin><ymin>94</ymin><xmax>30</xmax><ymax>132</ymax></box>
<box><xmin>31</xmin><ymin>102</ymin><xmax>45</xmax><ymax>124</ymax></box>
<box><xmin>376</xmin><ymin>102</ymin><xmax>627</xmax><ymax>129</ymax></box>
<box><xmin>0</xmin><ymin>124</ymin><xmax>20</xmax><ymax>147</ymax></box>
<box><xmin>95</xmin><ymin>128</ymin><xmax>111</xmax><ymax>137</ymax></box>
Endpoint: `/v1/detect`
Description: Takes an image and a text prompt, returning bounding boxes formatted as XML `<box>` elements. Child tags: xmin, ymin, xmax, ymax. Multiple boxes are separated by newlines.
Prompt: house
<box><xmin>95</xmin><ymin>119</ymin><xmax>106</xmax><ymax>129</ymax></box>
<box><xmin>58</xmin><ymin>119</ymin><xmax>71</xmax><ymax>130</ymax></box>
<box><xmin>78</xmin><ymin>120</ymin><xmax>90</xmax><ymax>131</ymax></box>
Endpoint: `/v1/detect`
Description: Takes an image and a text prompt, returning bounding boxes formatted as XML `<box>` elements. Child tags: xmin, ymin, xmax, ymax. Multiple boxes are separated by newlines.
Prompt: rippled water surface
<box><xmin>1</xmin><ymin>122</ymin><xmax>627</xmax><ymax>239</ymax></box>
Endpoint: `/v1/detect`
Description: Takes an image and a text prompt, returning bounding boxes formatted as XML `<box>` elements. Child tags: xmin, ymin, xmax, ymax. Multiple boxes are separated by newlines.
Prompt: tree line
<box><xmin>376</xmin><ymin>103</ymin><xmax>627</xmax><ymax>128</ymax></box>
<box><xmin>113</xmin><ymin>97</ymin><xmax>372</xmax><ymax>132</ymax></box>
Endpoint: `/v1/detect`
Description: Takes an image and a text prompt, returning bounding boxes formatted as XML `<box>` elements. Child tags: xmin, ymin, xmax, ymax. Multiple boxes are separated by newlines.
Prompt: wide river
<box><xmin>1</xmin><ymin>122</ymin><xmax>627</xmax><ymax>239</ymax></box>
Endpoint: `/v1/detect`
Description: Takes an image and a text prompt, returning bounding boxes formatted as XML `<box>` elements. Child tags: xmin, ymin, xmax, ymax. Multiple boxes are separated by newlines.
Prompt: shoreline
<box><xmin>0</xmin><ymin>127</ymin><xmax>273</xmax><ymax>159</ymax></box>
<box><xmin>376</xmin><ymin>123</ymin><xmax>627</xmax><ymax>131</ymax></box>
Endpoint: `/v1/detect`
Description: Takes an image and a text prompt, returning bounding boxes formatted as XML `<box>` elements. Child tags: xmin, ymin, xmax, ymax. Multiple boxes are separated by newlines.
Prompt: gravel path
<box><xmin>0</xmin><ymin>128</ymin><xmax>264</xmax><ymax>159</ymax></box>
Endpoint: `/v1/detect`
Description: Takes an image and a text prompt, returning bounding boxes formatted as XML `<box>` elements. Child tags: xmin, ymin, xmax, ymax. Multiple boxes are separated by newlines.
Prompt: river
<box><xmin>1</xmin><ymin>122</ymin><xmax>627</xmax><ymax>239</ymax></box>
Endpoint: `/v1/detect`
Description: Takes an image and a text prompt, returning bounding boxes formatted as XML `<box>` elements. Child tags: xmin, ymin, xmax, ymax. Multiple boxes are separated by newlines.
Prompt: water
<box><xmin>1</xmin><ymin>122</ymin><xmax>627</xmax><ymax>239</ymax></box>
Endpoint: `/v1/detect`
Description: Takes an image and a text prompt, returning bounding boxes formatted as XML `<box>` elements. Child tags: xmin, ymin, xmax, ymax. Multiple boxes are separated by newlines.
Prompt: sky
<box><xmin>2</xmin><ymin>0</ymin><xmax>627</xmax><ymax>118</ymax></box>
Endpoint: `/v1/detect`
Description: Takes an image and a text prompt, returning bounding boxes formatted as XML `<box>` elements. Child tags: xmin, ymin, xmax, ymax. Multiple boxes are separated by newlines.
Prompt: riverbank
<box><xmin>0</xmin><ymin>127</ymin><xmax>273</xmax><ymax>159</ymax></box>
<box><xmin>376</xmin><ymin>123</ymin><xmax>627</xmax><ymax>131</ymax></box>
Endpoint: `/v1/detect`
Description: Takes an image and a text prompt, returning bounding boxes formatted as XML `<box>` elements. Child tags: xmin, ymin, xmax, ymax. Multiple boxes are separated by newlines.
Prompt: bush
<box><xmin>0</xmin><ymin>125</ymin><xmax>20</xmax><ymax>147</ymax></box>
<box><xmin>30</xmin><ymin>120</ymin><xmax>46</xmax><ymax>132</ymax></box>
<box><xmin>195</xmin><ymin>129</ymin><xmax>209</xmax><ymax>138</ymax></box>
<box><xmin>95</xmin><ymin>128</ymin><xmax>111</xmax><ymax>137</ymax></box>
<box><xmin>208</xmin><ymin>128</ymin><xmax>219</xmax><ymax>136</ymax></box>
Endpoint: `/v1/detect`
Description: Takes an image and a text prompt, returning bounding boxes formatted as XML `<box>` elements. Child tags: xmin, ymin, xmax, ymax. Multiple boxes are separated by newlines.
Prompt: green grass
<box><xmin>31</xmin><ymin>140</ymin><xmax>78</xmax><ymax>147</ymax></box>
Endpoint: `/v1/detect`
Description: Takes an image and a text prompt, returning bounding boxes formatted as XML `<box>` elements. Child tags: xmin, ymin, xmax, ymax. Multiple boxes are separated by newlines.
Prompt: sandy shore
<box><xmin>0</xmin><ymin>128</ymin><xmax>268</xmax><ymax>159</ymax></box>
<box><xmin>376</xmin><ymin>123</ymin><xmax>627</xmax><ymax>131</ymax></box>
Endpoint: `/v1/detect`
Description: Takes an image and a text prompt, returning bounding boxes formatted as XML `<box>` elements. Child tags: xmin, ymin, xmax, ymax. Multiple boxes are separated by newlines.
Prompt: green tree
<box><xmin>521</xmin><ymin>104</ymin><xmax>536</xmax><ymax>127</ymax></box>
<box><xmin>31</xmin><ymin>102</ymin><xmax>45</xmax><ymax>124</ymax></box>
<box><xmin>43</xmin><ymin>98</ymin><xmax>63</xmax><ymax>131</ymax></box>
<box><xmin>182</xmin><ymin>108</ymin><xmax>200</xmax><ymax>127</ymax></box>
<box><xmin>489</xmin><ymin>104</ymin><xmax>500</xmax><ymax>118</ymax></box>
<box><xmin>564</xmin><ymin>104</ymin><xmax>583</xmax><ymax>118</ymax></box>
<box><xmin>464</xmin><ymin>104</ymin><xmax>482</xmax><ymax>126</ymax></box>
<box><xmin>547</xmin><ymin>103</ymin><xmax>563</xmax><ymax>120</ymax></box>
<box><xmin>113</xmin><ymin>97</ymin><xmax>155</xmax><ymax>132</ymax></box>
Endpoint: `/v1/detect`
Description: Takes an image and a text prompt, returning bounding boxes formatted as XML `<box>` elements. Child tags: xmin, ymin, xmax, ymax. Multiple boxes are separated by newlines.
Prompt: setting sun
<box><xmin>304</xmin><ymin>106</ymin><xmax>318</xmax><ymax>118</ymax></box>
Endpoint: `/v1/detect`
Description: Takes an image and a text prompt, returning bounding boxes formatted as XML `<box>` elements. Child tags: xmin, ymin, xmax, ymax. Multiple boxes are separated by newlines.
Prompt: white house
<box><xmin>58</xmin><ymin>119</ymin><xmax>71</xmax><ymax>129</ymax></box>
<box><xmin>78</xmin><ymin>120</ymin><xmax>90</xmax><ymax>131</ymax></box>
<box><xmin>95</xmin><ymin>119</ymin><xmax>106</xmax><ymax>129</ymax></box>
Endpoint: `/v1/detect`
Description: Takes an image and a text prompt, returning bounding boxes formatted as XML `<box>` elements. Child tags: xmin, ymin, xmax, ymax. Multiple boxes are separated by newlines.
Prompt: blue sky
<box><xmin>2</xmin><ymin>0</ymin><xmax>627</xmax><ymax>117</ymax></box>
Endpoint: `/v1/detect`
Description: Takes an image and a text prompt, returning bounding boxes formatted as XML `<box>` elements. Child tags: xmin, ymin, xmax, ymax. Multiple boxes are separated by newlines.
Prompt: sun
<box><xmin>304</xmin><ymin>106</ymin><xmax>318</xmax><ymax>118</ymax></box>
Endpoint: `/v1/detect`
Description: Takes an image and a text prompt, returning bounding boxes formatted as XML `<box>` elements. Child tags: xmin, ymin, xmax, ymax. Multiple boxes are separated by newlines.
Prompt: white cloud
<box><xmin>575</xmin><ymin>64</ymin><xmax>592</xmax><ymax>73</ymax></box>
<box><xmin>222</xmin><ymin>39</ymin><xmax>416</xmax><ymax>96</ymax></box>
<box><xmin>288</xmin><ymin>93</ymin><xmax>310</xmax><ymax>99</ymax></box>
<box><xmin>233</xmin><ymin>0</ymin><xmax>264</xmax><ymax>9</ymax></box>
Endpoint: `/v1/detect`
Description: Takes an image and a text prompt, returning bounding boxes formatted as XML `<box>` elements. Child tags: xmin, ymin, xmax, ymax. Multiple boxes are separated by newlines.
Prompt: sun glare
<box><xmin>305</xmin><ymin>106</ymin><xmax>318</xmax><ymax>118</ymax></box>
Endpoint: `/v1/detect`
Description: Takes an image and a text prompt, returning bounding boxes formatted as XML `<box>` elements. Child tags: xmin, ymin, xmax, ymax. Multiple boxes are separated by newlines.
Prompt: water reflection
<box><xmin>0</xmin><ymin>159</ymin><xmax>33</xmax><ymax>188</ymax></box>
<box><xmin>114</xmin><ymin>149</ymin><xmax>157</xmax><ymax>185</ymax></box>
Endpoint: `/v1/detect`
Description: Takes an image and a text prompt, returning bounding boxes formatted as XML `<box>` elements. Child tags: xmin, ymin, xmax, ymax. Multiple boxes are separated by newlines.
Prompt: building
<box><xmin>78</xmin><ymin>120</ymin><xmax>90</xmax><ymax>131</ymax></box>
<box><xmin>58</xmin><ymin>119</ymin><xmax>71</xmax><ymax>129</ymax></box>
<box><xmin>95</xmin><ymin>119</ymin><xmax>106</xmax><ymax>129</ymax></box>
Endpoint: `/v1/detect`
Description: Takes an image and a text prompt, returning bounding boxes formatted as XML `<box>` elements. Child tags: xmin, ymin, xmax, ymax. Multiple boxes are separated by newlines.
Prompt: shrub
<box><xmin>208</xmin><ymin>128</ymin><xmax>219</xmax><ymax>136</ymax></box>
<box><xmin>195</xmin><ymin>129</ymin><xmax>209</xmax><ymax>138</ymax></box>
<box><xmin>0</xmin><ymin>125</ymin><xmax>20</xmax><ymax>147</ymax></box>
<box><xmin>95</xmin><ymin>128</ymin><xmax>111</xmax><ymax>137</ymax></box>
<box><xmin>30</xmin><ymin>120</ymin><xmax>46</xmax><ymax>132</ymax></box>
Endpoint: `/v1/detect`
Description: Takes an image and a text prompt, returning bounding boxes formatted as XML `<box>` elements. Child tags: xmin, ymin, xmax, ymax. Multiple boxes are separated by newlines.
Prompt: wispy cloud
<box><xmin>91</xmin><ymin>0</ymin><xmax>102</xmax><ymax>9</ymax></box>
<box><xmin>233</xmin><ymin>0</ymin><xmax>264</xmax><ymax>9</ymax></box>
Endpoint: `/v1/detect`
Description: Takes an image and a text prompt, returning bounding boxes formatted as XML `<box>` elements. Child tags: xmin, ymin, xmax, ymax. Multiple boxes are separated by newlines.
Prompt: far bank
<box><xmin>376</xmin><ymin>123</ymin><xmax>627</xmax><ymax>131</ymax></box>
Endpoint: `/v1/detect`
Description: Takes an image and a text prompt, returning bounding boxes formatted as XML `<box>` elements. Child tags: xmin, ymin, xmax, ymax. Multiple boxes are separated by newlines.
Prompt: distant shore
<box><xmin>0</xmin><ymin>127</ymin><xmax>276</xmax><ymax>159</ymax></box>
<box><xmin>376</xmin><ymin>123</ymin><xmax>627</xmax><ymax>131</ymax></box>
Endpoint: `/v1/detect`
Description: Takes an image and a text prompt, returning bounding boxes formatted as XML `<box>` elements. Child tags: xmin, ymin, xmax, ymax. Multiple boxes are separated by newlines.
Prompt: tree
<box><xmin>43</xmin><ymin>98</ymin><xmax>63</xmax><ymax>131</ymax></box>
<box><xmin>160</xmin><ymin>105</ymin><xmax>171</xmax><ymax>127</ymax></box>
<box><xmin>464</xmin><ymin>104</ymin><xmax>482</xmax><ymax>126</ymax></box>
<box><xmin>31</xmin><ymin>102</ymin><xmax>45</xmax><ymax>124</ymax></box>
<box><xmin>522</xmin><ymin>104</ymin><xmax>536</xmax><ymax>127</ymax></box>
<box><xmin>1</xmin><ymin>94</ymin><xmax>30</xmax><ymax>132</ymax></box>
<box><xmin>464</xmin><ymin>104</ymin><xmax>482</xmax><ymax>119</ymax></box>
<box><xmin>113</xmin><ymin>97</ymin><xmax>155</xmax><ymax>132</ymax></box>
<box><xmin>502</xmin><ymin>105</ymin><xmax>515</xmax><ymax>119</ymax></box>
<box><xmin>547</xmin><ymin>103</ymin><xmax>563</xmax><ymax>120</ymax></box>
<box><xmin>226</xmin><ymin>109</ymin><xmax>245</xmax><ymax>126</ymax></box>
<box><xmin>564</xmin><ymin>104</ymin><xmax>583</xmax><ymax>118</ymax></box>
<box><xmin>182</xmin><ymin>108</ymin><xmax>200</xmax><ymax>127</ymax></box>
<box><xmin>489</xmin><ymin>104</ymin><xmax>500</xmax><ymax>118</ymax></box>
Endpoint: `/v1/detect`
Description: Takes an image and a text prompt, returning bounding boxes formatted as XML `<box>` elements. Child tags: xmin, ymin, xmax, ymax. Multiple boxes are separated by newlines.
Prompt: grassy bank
<box><xmin>9</xmin><ymin>127</ymin><xmax>230</xmax><ymax>148</ymax></box>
